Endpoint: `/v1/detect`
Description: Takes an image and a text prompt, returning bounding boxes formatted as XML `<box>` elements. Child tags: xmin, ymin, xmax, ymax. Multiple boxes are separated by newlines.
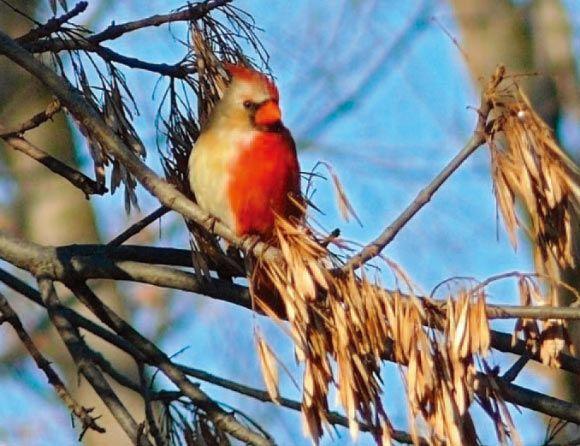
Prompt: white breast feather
<box><xmin>188</xmin><ymin>128</ymin><xmax>255</xmax><ymax>232</ymax></box>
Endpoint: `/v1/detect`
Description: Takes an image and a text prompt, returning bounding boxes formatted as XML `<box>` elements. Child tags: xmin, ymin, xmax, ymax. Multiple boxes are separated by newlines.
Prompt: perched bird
<box><xmin>189</xmin><ymin>63</ymin><xmax>302</xmax><ymax>239</ymax></box>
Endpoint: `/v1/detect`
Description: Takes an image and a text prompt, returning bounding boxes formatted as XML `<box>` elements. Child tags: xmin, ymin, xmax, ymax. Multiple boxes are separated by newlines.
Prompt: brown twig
<box><xmin>0</xmin><ymin>291</ymin><xmax>105</xmax><ymax>439</ymax></box>
<box><xmin>0</xmin><ymin>127</ymin><xmax>107</xmax><ymax>196</ymax></box>
<box><xmin>92</xmin><ymin>45</ymin><xmax>196</xmax><ymax>77</ymax></box>
<box><xmin>37</xmin><ymin>279</ymin><xmax>150</xmax><ymax>445</ymax></box>
<box><xmin>0</xmin><ymin>99</ymin><xmax>62</xmax><ymax>137</ymax></box>
<box><xmin>340</xmin><ymin>69</ymin><xmax>504</xmax><ymax>272</ymax></box>
<box><xmin>67</xmin><ymin>281</ymin><xmax>274</xmax><ymax>446</ymax></box>
<box><xmin>24</xmin><ymin>0</ymin><xmax>232</xmax><ymax>53</ymax></box>
<box><xmin>108</xmin><ymin>206</ymin><xmax>170</xmax><ymax>246</ymax></box>
<box><xmin>16</xmin><ymin>1</ymin><xmax>89</xmax><ymax>44</ymax></box>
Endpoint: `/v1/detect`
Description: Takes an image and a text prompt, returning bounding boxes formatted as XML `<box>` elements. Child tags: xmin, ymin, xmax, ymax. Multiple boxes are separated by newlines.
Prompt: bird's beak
<box><xmin>254</xmin><ymin>100</ymin><xmax>281</xmax><ymax>126</ymax></box>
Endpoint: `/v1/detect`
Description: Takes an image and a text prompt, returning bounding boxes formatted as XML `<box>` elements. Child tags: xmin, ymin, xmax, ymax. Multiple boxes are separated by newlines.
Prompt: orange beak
<box><xmin>254</xmin><ymin>100</ymin><xmax>281</xmax><ymax>126</ymax></box>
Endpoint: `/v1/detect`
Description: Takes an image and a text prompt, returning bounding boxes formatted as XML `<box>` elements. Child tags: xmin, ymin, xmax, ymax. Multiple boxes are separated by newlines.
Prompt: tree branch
<box><xmin>0</xmin><ymin>99</ymin><xmax>61</xmax><ymax>137</ymax></box>
<box><xmin>0</xmin><ymin>290</ymin><xmax>105</xmax><ymax>439</ymax></box>
<box><xmin>0</xmin><ymin>127</ymin><xmax>107</xmax><ymax>196</ymax></box>
<box><xmin>15</xmin><ymin>1</ymin><xmax>89</xmax><ymax>44</ymax></box>
<box><xmin>108</xmin><ymin>206</ymin><xmax>170</xmax><ymax>246</ymax></box>
<box><xmin>67</xmin><ymin>281</ymin><xmax>275</xmax><ymax>446</ymax></box>
<box><xmin>37</xmin><ymin>278</ymin><xmax>151</xmax><ymax>445</ymax></box>
<box><xmin>340</xmin><ymin>70</ymin><xmax>503</xmax><ymax>272</ymax></box>
<box><xmin>1</xmin><ymin>232</ymin><xmax>579</xmax><ymax>376</ymax></box>
<box><xmin>23</xmin><ymin>0</ymin><xmax>231</xmax><ymax>53</ymax></box>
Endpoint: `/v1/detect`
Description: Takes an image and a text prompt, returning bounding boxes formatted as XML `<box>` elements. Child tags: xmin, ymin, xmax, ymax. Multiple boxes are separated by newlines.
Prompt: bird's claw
<box><xmin>241</xmin><ymin>234</ymin><xmax>261</xmax><ymax>253</ymax></box>
<box><xmin>204</xmin><ymin>215</ymin><xmax>219</xmax><ymax>233</ymax></box>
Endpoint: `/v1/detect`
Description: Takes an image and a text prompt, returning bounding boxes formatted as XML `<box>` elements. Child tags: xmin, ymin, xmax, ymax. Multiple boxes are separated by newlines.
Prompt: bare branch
<box><xmin>502</xmin><ymin>353</ymin><xmax>532</xmax><ymax>382</ymax></box>
<box><xmin>23</xmin><ymin>0</ymin><xmax>232</xmax><ymax>52</ymax></box>
<box><xmin>91</xmin><ymin>45</ymin><xmax>196</xmax><ymax>77</ymax></box>
<box><xmin>0</xmin><ymin>291</ymin><xmax>105</xmax><ymax>439</ymax></box>
<box><xmin>492</xmin><ymin>376</ymin><xmax>580</xmax><ymax>425</ymax></box>
<box><xmin>340</xmin><ymin>69</ymin><xmax>505</xmax><ymax>272</ymax></box>
<box><xmin>0</xmin><ymin>99</ymin><xmax>61</xmax><ymax>137</ymax></box>
<box><xmin>37</xmin><ymin>279</ymin><xmax>151</xmax><ymax>445</ymax></box>
<box><xmin>0</xmin><ymin>126</ymin><xmax>107</xmax><ymax>196</ymax></box>
<box><xmin>485</xmin><ymin>304</ymin><xmax>580</xmax><ymax>320</ymax></box>
<box><xmin>108</xmin><ymin>206</ymin><xmax>170</xmax><ymax>246</ymax></box>
<box><xmin>15</xmin><ymin>1</ymin><xmax>89</xmax><ymax>44</ymax></box>
<box><xmin>67</xmin><ymin>281</ymin><xmax>275</xmax><ymax>446</ymax></box>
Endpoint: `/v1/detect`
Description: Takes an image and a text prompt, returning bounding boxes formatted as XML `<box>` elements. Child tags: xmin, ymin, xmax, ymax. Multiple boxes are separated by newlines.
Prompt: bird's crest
<box><xmin>224</xmin><ymin>63</ymin><xmax>279</xmax><ymax>101</ymax></box>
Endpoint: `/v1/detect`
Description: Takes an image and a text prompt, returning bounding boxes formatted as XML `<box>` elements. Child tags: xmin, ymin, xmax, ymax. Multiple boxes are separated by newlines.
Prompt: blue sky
<box><xmin>1</xmin><ymin>1</ymin><xmax>579</xmax><ymax>445</ymax></box>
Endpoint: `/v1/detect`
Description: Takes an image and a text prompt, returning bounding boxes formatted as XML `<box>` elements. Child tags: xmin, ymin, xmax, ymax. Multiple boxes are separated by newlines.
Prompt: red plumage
<box><xmin>228</xmin><ymin>129</ymin><xmax>300</xmax><ymax>236</ymax></box>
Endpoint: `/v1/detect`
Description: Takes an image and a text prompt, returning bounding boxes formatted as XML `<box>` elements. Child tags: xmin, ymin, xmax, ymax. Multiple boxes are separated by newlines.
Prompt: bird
<box><xmin>188</xmin><ymin>63</ymin><xmax>302</xmax><ymax>240</ymax></box>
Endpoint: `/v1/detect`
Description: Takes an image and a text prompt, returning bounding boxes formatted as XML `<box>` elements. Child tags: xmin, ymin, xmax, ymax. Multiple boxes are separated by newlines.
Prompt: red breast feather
<box><xmin>227</xmin><ymin>128</ymin><xmax>300</xmax><ymax>237</ymax></box>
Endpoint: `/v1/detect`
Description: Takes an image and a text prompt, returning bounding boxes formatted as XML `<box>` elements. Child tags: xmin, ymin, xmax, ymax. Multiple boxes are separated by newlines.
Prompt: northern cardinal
<box><xmin>189</xmin><ymin>63</ymin><xmax>302</xmax><ymax>239</ymax></box>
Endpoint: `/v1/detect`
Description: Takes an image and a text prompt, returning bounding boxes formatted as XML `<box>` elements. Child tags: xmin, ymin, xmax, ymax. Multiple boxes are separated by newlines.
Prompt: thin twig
<box><xmin>37</xmin><ymin>279</ymin><xmax>151</xmax><ymax>445</ymax></box>
<box><xmin>138</xmin><ymin>363</ymin><xmax>165</xmax><ymax>446</ymax></box>
<box><xmin>24</xmin><ymin>0</ymin><xmax>232</xmax><ymax>53</ymax></box>
<box><xmin>503</xmin><ymin>352</ymin><xmax>532</xmax><ymax>382</ymax></box>
<box><xmin>0</xmin><ymin>127</ymin><xmax>107</xmax><ymax>196</ymax></box>
<box><xmin>67</xmin><ymin>282</ymin><xmax>275</xmax><ymax>446</ymax></box>
<box><xmin>16</xmin><ymin>1</ymin><xmax>89</xmax><ymax>44</ymax></box>
<box><xmin>92</xmin><ymin>45</ymin><xmax>196</xmax><ymax>77</ymax></box>
<box><xmin>340</xmin><ymin>69</ymin><xmax>505</xmax><ymax>272</ymax></box>
<box><xmin>108</xmin><ymin>206</ymin><xmax>169</xmax><ymax>246</ymax></box>
<box><xmin>0</xmin><ymin>291</ymin><xmax>105</xmax><ymax>439</ymax></box>
<box><xmin>0</xmin><ymin>99</ymin><xmax>62</xmax><ymax>137</ymax></box>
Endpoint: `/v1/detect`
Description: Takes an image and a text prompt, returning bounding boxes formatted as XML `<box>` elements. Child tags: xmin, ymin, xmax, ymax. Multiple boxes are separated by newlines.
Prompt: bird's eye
<box><xmin>243</xmin><ymin>100</ymin><xmax>253</xmax><ymax>109</ymax></box>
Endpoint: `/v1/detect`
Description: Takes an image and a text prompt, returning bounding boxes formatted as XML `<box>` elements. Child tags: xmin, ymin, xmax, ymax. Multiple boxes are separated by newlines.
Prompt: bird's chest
<box><xmin>227</xmin><ymin>132</ymin><xmax>298</xmax><ymax>236</ymax></box>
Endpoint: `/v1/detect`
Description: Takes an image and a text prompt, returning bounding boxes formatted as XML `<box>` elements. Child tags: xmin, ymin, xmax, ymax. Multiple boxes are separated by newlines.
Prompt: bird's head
<box><xmin>213</xmin><ymin>63</ymin><xmax>282</xmax><ymax>130</ymax></box>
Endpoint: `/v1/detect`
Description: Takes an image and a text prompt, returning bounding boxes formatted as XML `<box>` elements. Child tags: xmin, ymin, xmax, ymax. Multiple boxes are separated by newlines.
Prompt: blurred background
<box><xmin>0</xmin><ymin>0</ymin><xmax>578</xmax><ymax>444</ymax></box>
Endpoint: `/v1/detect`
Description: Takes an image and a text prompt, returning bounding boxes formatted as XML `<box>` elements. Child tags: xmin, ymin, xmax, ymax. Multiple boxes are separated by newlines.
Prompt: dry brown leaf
<box><xmin>255</xmin><ymin>333</ymin><xmax>280</xmax><ymax>404</ymax></box>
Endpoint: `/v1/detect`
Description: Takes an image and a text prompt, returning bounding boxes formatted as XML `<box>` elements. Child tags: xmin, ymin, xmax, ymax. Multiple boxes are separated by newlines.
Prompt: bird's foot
<box><xmin>203</xmin><ymin>215</ymin><xmax>219</xmax><ymax>234</ymax></box>
<box><xmin>241</xmin><ymin>234</ymin><xmax>262</xmax><ymax>254</ymax></box>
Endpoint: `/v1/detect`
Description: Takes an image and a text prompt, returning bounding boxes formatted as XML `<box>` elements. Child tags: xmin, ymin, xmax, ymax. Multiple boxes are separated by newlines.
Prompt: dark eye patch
<box><xmin>243</xmin><ymin>100</ymin><xmax>254</xmax><ymax>109</ymax></box>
